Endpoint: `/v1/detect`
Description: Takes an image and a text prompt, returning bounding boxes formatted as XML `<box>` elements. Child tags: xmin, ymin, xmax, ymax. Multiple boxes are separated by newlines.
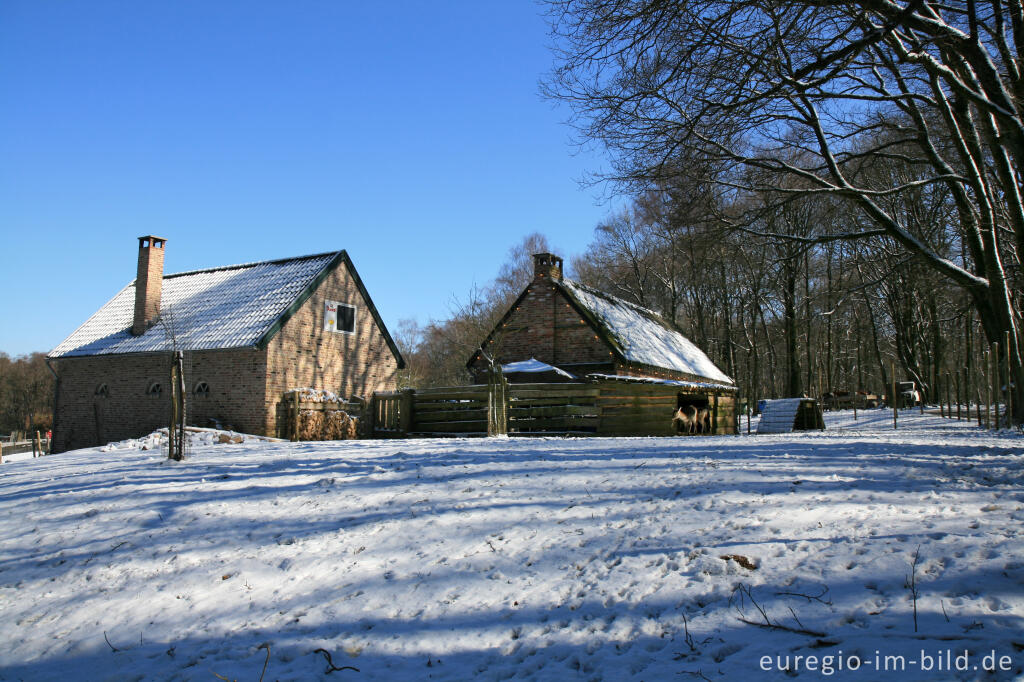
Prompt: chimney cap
<box><xmin>137</xmin><ymin>235</ymin><xmax>168</xmax><ymax>247</ymax></box>
<box><xmin>532</xmin><ymin>252</ymin><xmax>564</xmax><ymax>281</ymax></box>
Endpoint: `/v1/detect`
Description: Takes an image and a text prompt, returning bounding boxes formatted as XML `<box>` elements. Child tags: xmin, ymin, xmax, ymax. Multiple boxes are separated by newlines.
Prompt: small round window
<box><xmin>193</xmin><ymin>381</ymin><xmax>210</xmax><ymax>397</ymax></box>
<box><xmin>94</xmin><ymin>384</ymin><xmax>109</xmax><ymax>398</ymax></box>
<box><xmin>147</xmin><ymin>382</ymin><xmax>162</xmax><ymax>398</ymax></box>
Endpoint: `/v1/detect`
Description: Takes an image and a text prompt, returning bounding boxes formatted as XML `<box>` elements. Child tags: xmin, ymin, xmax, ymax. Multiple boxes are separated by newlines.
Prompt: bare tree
<box><xmin>545</xmin><ymin>0</ymin><xmax>1024</xmax><ymax>421</ymax></box>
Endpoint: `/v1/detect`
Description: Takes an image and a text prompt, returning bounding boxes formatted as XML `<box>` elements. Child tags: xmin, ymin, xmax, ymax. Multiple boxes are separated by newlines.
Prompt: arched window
<box><xmin>147</xmin><ymin>382</ymin><xmax>162</xmax><ymax>398</ymax></box>
<box><xmin>94</xmin><ymin>384</ymin><xmax>109</xmax><ymax>398</ymax></box>
<box><xmin>193</xmin><ymin>381</ymin><xmax>210</xmax><ymax>397</ymax></box>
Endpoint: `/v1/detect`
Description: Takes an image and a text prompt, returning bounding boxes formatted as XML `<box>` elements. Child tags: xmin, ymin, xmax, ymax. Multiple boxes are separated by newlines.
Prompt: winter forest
<box><xmin>401</xmin><ymin>0</ymin><xmax>1024</xmax><ymax>426</ymax></box>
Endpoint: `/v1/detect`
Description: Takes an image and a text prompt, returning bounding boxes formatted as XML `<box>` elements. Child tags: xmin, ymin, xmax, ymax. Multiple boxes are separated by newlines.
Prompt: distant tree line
<box><xmin>0</xmin><ymin>353</ymin><xmax>54</xmax><ymax>435</ymax></box>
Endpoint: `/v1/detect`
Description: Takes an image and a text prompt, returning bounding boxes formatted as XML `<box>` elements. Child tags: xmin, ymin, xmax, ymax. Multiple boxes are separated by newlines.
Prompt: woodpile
<box><xmin>298</xmin><ymin>409</ymin><xmax>358</xmax><ymax>441</ymax></box>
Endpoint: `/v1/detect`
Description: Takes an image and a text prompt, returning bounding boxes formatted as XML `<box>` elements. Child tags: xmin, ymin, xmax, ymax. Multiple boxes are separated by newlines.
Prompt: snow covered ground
<box><xmin>0</xmin><ymin>411</ymin><xmax>1021</xmax><ymax>681</ymax></box>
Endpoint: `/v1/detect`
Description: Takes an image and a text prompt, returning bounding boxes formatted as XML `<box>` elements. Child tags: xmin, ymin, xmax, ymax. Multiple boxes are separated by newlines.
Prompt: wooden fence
<box><xmin>368</xmin><ymin>379</ymin><xmax>737</xmax><ymax>439</ymax></box>
<box><xmin>0</xmin><ymin>432</ymin><xmax>50</xmax><ymax>462</ymax></box>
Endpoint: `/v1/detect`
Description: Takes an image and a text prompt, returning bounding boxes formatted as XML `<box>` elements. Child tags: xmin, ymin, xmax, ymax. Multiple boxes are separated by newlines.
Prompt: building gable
<box><xmin>469</xmin><ymin>253</ymin><xmax>732</xmax><ymax>384</ymax></box>
<box><xmin>254</xmin><ymin>251</ymin><xmax>404</xmax><ymax>369</ymax></box>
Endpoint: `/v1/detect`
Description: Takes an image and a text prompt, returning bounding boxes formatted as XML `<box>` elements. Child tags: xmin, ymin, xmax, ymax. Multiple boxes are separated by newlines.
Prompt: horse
<box><xmin>673</xmin><ymin>405</ymin><xmax>698</xmax><ymax>434</ymax></box>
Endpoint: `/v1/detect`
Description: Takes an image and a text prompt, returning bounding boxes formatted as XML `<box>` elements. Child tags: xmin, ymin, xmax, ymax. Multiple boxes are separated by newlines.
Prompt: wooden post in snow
<box><xmin>945</xmin><ymin>372</ymin><xmax>951</xmax><ymax>419</ymax></box>
<box><xmin>891</xmin><ymin>361</ymin><xmax>898</xmax><ymax>430</ymax></box>
<box><xmin>292</xmin><ymin>391</ymin><xmax>300</xmax><ymax>442</ymax></box>
<box><xmin>1007</xmin><ymin>330</ymin><xmax>1014</xmax><ymax>427</ymax></box>
<box><xmin>399</xmin><ymin>388</ymin><xmax>415</xmax><ymax>436</ymax></box>
<box><xmin>989</xmin><ymin>345</ymin><xmax>997</xmax><ymax>429</ymax></box>
<box><xmin>955</xmin><ymin>371</ymin><xmax>961</xmax><ymax>420</ymax></box>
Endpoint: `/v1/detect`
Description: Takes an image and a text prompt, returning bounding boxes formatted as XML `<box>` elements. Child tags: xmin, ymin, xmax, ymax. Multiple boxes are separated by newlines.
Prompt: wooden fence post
<box><xmin>954</xmin><ymin>371</ymin><xmax>961</xmax><ymax>420</ymax></box>
<box><xmin>712</xmin><ymin>392</ymin><xmax>719</xmax><ymax>434</ymax></box>
<box><xmin>292</xmin><ymin>391</ymin><xmax>300</xmax><ymax>442</ymax></box>
<box><xmin>365</xmin><ymin>394</ymin><xmax>377</xmax><ymax>437</ymax></box>
<box><xmin>983</xmin><ymin>352</ymin><xmax>990</xmax><ymax>428</ymax></box>
<box><xmin>891</xmin><ymin>361</ymin><xmax>898</xmax><ymax>430</ymax></box>
<box><xmin>399</xmin><ymin>389</ymin><xmax>415</xmax><ymax>436</ymax></box>
<box><xmin>989</xmin><ymin>345</ymin><xmax>997</xmax><ymax>429</ymax></box>
<box><xmin>945</xmin><ymin>372</ymin><xmax>951</xmax><ymax>419</ymax></box>
<box><xmin>1007</xmin><ymin>330</ymin><xmax>1014</xmax><ymax>426</ymax></box>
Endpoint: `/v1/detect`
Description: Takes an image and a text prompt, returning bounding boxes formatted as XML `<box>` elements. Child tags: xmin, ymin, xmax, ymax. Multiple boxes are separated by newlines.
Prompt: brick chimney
<box><xmin>532</xmin><ymin>253</ymin><xmax>563</xmax><ymax>282</ymax></box>
<box><xmin>132</xmin><ymin>236</ymin><xmax>166</xmax><ymax>335</ymax></box>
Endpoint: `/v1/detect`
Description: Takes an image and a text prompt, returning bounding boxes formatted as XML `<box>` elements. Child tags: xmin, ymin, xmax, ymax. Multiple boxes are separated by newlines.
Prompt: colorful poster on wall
<box><xmin>325</xmin><ymin>301</ymin><xmax>355</xmax><ymax>333</ymax></box>
<box><xmin>325</xmin><ymin>301</ymin><xmax>339</xmax><ymax>332</ymax></box>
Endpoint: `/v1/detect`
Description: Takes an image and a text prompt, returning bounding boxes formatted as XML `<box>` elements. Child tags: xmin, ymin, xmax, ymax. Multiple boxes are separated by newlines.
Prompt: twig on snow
<box><xmin>313</xmin><ymin>648</ymin><xmax>360</xmax><ymax>674</ymax></box>
<box><xmin>103</xmin><ymin>631</ymin><xmax>120</xmax><ymax>653</ymax></box>
<box><xmin>774</xmin><ymin>586</ymin><xmax>833</xmax><ymax>605</ymax></box>
<box><xmin>904</xmin><ymin>545</ymin><xmax>921</xmax><ymax>633</ymax></box>
<box><xmin>257</xmin><ymin>643</ymin><xmax>271</xmax><ymax>682</ymax></box>
<box><xmin>682</xmin><ymin>611</ymin><xmax>697</xmax><ymax>652</ymax></box>
<box><xmin>733</xmin><ymin>583</ymin><xmax>827</xmax><ymax>638</ymax></box>
<box><xmin>737</xmin><ymin>617</ymin><xmax>827</xmax><ymax>638</ymax></box>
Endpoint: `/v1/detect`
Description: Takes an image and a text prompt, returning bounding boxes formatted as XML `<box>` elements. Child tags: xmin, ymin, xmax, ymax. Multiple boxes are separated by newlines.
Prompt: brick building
<box><xmin>48</xmin><ymin>237</ymin><xmax>403</xmax><ymax>452</ymax></box>
<box><xmin>468</xmin><ymin>253</ymin><xmax>733</xmax><ymax>387</ymax></box>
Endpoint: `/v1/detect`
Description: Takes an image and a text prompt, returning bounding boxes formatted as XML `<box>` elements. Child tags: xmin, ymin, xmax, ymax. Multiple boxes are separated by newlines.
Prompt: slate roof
<box><xmin>49</xmin><ymin>251</ymin><xmax>403</xmax><ymax>366</ymax></box>
<box><xmin>558</xmin><ymin>279</ymin><xmax>733</xmax><ymax>384</ymax></box>
<box><xmin>472</xmin><ymin>275</ymin><xmax>733</xmax><ymax>384</ymax></box>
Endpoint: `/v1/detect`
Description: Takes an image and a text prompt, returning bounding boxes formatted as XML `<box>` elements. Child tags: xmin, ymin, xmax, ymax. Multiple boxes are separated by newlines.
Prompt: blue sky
<box><xmin>0</xmin><ymin>1</ymin><xmax>612</xmax><ymax>357</ymax></box>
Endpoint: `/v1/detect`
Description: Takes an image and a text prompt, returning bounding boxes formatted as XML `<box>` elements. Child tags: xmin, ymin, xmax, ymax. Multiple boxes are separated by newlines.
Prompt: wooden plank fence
<box><xmin>369</xmin><ymin>379</ymin><xmax>737</xmax><ymax>439</ymax></box>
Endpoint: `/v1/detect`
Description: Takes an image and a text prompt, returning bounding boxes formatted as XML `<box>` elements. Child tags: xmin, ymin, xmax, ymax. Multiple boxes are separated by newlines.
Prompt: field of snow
<box><xmin>1</xmin><ymin>411</ymin><xmax>1022</xmax><ymax>681</ymax></box>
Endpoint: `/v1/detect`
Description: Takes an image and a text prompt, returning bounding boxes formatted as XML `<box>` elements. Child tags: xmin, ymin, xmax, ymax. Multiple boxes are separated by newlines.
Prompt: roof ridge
<box><xmin>561</xmin><ymin>277</ymin><xmax>667</xmax><ymax>323</ymax></box>
<box><xmin>162</xmin><ymin>250</ymin><xmax>341</xmax><ymax>279</ymax></box>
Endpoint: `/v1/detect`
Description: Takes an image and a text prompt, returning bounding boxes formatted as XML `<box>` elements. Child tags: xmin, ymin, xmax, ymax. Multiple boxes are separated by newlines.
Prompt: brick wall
<box><xmin>262</xmin><ymin>258</ymin><xmax>399</xmax><ymax>435</ymax></box>
<box><xmin>52</xmin><ymin>260</ymin><xmax>401</xmax><ymax>451</ymax></box>
<box><xmin>51</xmin><ymin>348</ymin><xmax>266</xmax><ymax>452</ymax></box>
<box><xmin>469</xmin><ymin>281</ymin><xmax>613</xmax><ymax>379</ymax></box>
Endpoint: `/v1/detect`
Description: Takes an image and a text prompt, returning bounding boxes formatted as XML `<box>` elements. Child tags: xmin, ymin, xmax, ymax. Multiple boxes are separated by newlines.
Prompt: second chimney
<box><xmin>532</xmin><ymin>253</ymin><xmax>563</xmax><ymax>282</ymax></box>
<box><xmin>132</xmin><ymin>236</ymin><xmax>166</xmax><ymax>335</ymax></box>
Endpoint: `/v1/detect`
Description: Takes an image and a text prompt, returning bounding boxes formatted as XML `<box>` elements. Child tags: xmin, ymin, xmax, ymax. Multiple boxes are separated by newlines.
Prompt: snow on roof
<box><xmin>559</xmin><ymin>279</ymin><xmax>733</xmax><ymax>384</ymax></box>
<box><xmin>502</xmin><ymin>358</ymin><xmax>576</xmax><ymax>379</ymax></box>
<box><xmin>49</xmin><ymin>252</ymin><xmax>339</xmax><ymax>358</ymax></box>
<box><xmin>586</xmin><ymin>374</ymin><xmax>736</xmax><ymax>392</ymax></box>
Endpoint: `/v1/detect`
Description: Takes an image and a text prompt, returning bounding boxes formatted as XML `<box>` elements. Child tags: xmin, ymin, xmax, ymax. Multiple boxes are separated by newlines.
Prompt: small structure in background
<box><xmin>756</xmin><ymin>398</ymin><xmax>826</xmax><ymax>434</ymax></box>
<box><xmin>463</xmin><ymin>253</ymin><xmax>737</xmax><ymax>436</ymax></box>
<box><xmin>886</xmin><ymin>381</ymin><xmax>922</xmax><ymax>408</ymax></box>
<box><xmin>822</xmin><ymin>390</ymin><xmax>881</xmax><ymax>410</ymax></box>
